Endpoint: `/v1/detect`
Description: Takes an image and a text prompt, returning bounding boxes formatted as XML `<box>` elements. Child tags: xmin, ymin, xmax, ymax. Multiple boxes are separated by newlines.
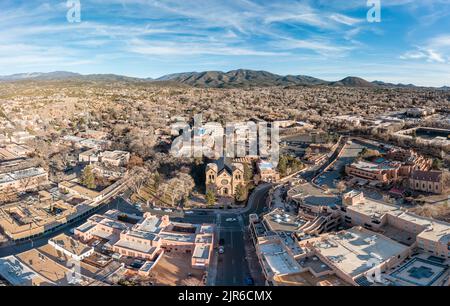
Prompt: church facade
<box><xmin>206</xmin><ymin>158</ymin><xmax>245</xmax><ymax>197</ymax></box>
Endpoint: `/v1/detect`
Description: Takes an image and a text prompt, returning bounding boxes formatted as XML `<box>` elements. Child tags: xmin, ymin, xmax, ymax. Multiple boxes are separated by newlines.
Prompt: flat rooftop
<box><xmin>0</xmin><ymin>167</ymin><xmax>46</xmax><ymax>184</ymax></box>
<box><xmin>389</xmin><ymin>256</ymin><xmax>449</xmax><ymax>286</ymax></box>
<box><xmin>347</xmin><ymin>196</ymin><xmax>450</xmax><ymax>245</ymax></box>
<box><xmin>263</xmin><ymin>209</ymin><xmax>305</xmax><ymax>233</ymax></box>
<box><xmin>16</xmin><ymin>249</ymin><xmax>73</xmax><ymax>285</ymax></box>
<box><xmin>49</xmin><ymin>234</ymin><xmax>93</xmax><ymax>256</ymax></box>
<box><xmin>114</xmin><ymin>239</ymin><xmax>157</xmax><ymax>254</ymax></box>
<box><xmin>0</xmin><ymin>256</ymin><xmax>53</xmax><ymax>286</ymax></box>
<box><xmin>259</xmin><ymin>242</ymin><xmax>301</xmax><ymax>276</ymax></box>
<box><xmin>298</xmin><ymin>255</ymin><xmax>333</xmax><ymax>275</ymax></box>
<box><xmin>59</xmin><ymin>181</ymin><xmax>100</xmax><ymax>199</ymax></box>
<box><xmin>349</xmin><ymin>160</ymin><xmax>398</xmax><ymax>171</ymax></box>
<box><xmin>134</xmin><ymin>215</ymin><xmax>162</xmax><ymax>233</ymax></box>
<box><xmin>193</xmin><ymin>245</ymin><xmax>210</xmax><ymax>260</ymax></box>
<box><xmin>159</xmin><ymin>233</ymin><xmax>196</xmax><ymax>243</ymax></box>
<box><xmin>313</xmin><ymin>227</ymin><xmax>409</xmax><ymax>278</ymax></box>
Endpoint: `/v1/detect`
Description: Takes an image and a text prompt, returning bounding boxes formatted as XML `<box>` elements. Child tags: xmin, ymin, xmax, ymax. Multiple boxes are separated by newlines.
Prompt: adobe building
<box><xmin>205</xmin><ymin>157</ymin><xmax>245</xmax><ymax>197</ymax></box>
<box><xmin>409</xmin><ymin>170</ymin><xmax>444</xmax><ymax>194</ymax></box>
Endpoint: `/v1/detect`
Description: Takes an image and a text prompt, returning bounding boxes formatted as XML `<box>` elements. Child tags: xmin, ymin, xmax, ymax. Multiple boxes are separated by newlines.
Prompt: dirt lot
<box><xmin>146</xmin><ymin>253</ymin><xmax>206</xmax><ymax>286</ymax></box>
<box><xmin>410</xmin><ymin>199</ymin><xmax>450</xmax><ymax>223</ymax></box>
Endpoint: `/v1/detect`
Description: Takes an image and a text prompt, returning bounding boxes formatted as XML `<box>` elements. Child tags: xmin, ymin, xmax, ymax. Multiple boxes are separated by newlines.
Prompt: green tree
<box><xmin>153</xmin><ymin>172</ymin><xmax>162</xmax><ymax>190</ymax></box>
<box><xmin>243</xmin><ymin>163</ymin><xmax>254</xmax><ymax>182</ymax></box>
<box><xmin>278</xmin><ymin>155</ymin><xmax>288</xmax><ymax>176</ymax></box>
<box><xmin>432</xmin><ymin>159</ymin><xmax>443</xmax><ymax>170</ymax></box>
<box><xmin>235</xmin><ymin>184</ymin><xmax>248</xmax><ymax>202</ymax></box>
<box><xmin>80</xmin><ymin>165</ymin><xmax>96</xmax><ymax>189</ymax></box>
<box><xmin>205</xmin><ymin>189</ymin><xmax>216</xmax><ymax>206</ymax></box>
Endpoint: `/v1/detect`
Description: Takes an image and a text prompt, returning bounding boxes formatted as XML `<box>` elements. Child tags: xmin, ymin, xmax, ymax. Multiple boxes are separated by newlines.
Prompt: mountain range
<box><xmin>0</xmin><ymin>69</ymin><xmax>447</xmax><ymax>89</ymax></box>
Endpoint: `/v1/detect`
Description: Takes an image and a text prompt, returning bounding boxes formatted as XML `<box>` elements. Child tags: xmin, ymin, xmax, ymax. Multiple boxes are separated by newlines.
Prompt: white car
<box><xmin>153</xmin><ymin>207</ymin><xmax>162</xmax><ymax>211</ymax></box>
<box><xmin>185</xmin><ymin>211</ymin><xmax>194</xmax><ymax>215</ymax></box>
<box><xmin>225</xmin><ymin>218</ymin><xmax>237</xmax><ymax>222</ymax></box>
<box><xmin>164</xmin><ymin>208</ymin><xmax>173</xmax><ymax>213</ymax></box>
<box><xmin>218</xmin><ymin>246</ymin><xmax>225</xmax><ymax>254</ymax></box>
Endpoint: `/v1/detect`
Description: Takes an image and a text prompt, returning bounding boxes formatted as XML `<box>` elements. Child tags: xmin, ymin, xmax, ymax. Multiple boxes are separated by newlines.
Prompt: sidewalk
<box><xmin>206</xmin><ymin>215</ymin><xmax>221</xmax><ymax>286</ymax></box>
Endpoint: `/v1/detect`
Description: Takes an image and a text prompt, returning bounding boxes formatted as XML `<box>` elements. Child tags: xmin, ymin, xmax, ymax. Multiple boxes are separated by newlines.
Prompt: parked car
<box><xmin>225</xmin><ymin>218</ymin><xmax>237</xmax><ymax>222</ymax></box>
<box><xmin>218</xmin><ymin>246</ymin><xmax>225</xmax><ymax>254</ymax></box>
<box><xmin>185</xmin><ymin>210</ymin><xmax>194</xmax><ymax>215</ymax></box>
<box><xmin>244</xmin><ymin>276</ymin><xmax>255</xmax><ymax>286</ymax></box>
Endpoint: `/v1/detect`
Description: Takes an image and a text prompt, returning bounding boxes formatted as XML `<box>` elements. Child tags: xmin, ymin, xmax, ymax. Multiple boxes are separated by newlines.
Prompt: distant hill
<box><xmin>372</xmin><ymin>80</ymin><xmax>417</xmax><ymax>88</ymax></box>
<box><xmin>0</xmin><ymin>72</ymin><xmax>149</xmax><ymax>83</ymax></box>
<box><xmin>156</xmin><ymin>69</ymin><xmax>328</xmax><ymax>88</ymax></box>
<box><xmin>0</xmin><ymin>71</ymin><xmax>81</xmax><ymax>81</ymax></box>
<box><xmin>329</xmin><ymin>76</ymin><xmax>376</xmax><ymax>88</ymax></box>
<box><xmin>1</xmin><ymin>69</ymin><xmax>447</xmax><ymax>89</ymax></box>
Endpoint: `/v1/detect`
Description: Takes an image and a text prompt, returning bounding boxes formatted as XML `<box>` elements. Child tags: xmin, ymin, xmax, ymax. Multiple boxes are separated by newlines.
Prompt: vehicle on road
<box><xmin>218</xmin><ymin>246</ymin><xmax>225</xmax><ymax>254</ymax></box>
<box><xmin>164</xmin><ymin>208</ymin><xmax>173</xmax><ymax>213</ymax></box>
<box><xmin>219</xmin><ymin>238</ymin><xmax>225</xmax><ymax>246</ymax></box>
<box><xmin>185</xmin><ymin>210</ymin><xmax>194</xmax><ymax>215</ymax></box>
<box><xmin>225</xmin><ymin>218</ymin><xmax>237</xmax><ymax>222</ymax></box>
<box><xmin>153</xmin><ymin>207</ymin><xmax>162</xmax><ymax>211</ymax></box>
<box><xmin>244</xmin><ymin>276</ymin><xmax>255</xmax><ymax>286</ymax></box>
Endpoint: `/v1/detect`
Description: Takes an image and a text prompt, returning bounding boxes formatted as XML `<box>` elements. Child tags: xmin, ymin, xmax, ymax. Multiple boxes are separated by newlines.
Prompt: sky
<box><xmin>1</xmin><ymin>0</ymin><xmax>450</xmax><ymax>86</ymax></box>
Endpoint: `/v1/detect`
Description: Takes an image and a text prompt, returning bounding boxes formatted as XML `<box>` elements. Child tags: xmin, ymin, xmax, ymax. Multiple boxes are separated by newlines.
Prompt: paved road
<box><xmin>314</xmin><ymin>139</ymin><xmax>386</xmax><ymax>192</ymax></box>
<box><xmin>173</xmin><ymin>184</ymin><xmax>271</xmax><ymax>286</ymax></box>
<box><xmin>314</xmin><ymin>141</ymin><xmax>365</xmax><ymax>190</ymax></box>
<box><xmin>215</xmin><ymin>184</ymin><xmax>271</xmax><ymax>286</ymax></box>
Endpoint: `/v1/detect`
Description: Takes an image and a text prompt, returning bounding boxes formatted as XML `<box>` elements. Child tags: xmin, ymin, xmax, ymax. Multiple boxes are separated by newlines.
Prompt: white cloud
<box><xmin>128</xmin><ymin>39</ymin><xmax>288</xmax><ymax>56</ymax></box>
<box><xmin>400</xmin><ymin>49</ymin><xmax>446</xmax><ymax>63</ymax></box>
<box><xmin>401</xmin><ymin>34</ymin><xmax>450</xmax><ymax>64</ymax></box>
<box><xmin>329</xmin><ymin>14</ymin><xmax>362</xmax><ymax>26</ymax></box>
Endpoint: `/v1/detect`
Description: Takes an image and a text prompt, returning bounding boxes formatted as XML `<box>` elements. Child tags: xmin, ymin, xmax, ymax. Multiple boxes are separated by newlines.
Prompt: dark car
<box><xmin>219</xmin><ymin>238</ymin><xmax>225</xmax><ymax>246</ymax></box>
<box><xmin>244</xmin><ymin>276</ymin><xmax>254</xmax><ymax>286</ymax></box>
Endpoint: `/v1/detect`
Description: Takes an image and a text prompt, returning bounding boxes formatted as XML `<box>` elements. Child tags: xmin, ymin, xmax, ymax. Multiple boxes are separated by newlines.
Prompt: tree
<box><xmin>129</xmin><ymin>167</ymin><xmax>148</xmax><ymax>197</ymax></box>
<box><xmin>277</xmin><ymin>155</ymin><xmax>303</xmax><ymax>177</ymax></box>
<box><xmin>128</xmin><ymin>154</ymin><xmax>144</xmax><ymax>169</ymax></box>
<box><xmin>153</xmin><ymin>172</ymin><xmax>162</xmax><ymax>190</ymax></box>
<box><xmin>80</xmin><ymin>165</ymin><xmax>96</xmax><ymax>189</ymax></box>
<box><xmin>205</xmin><ymin>189</ymin><xmax>216</xmax><ymax>206</ymax></box>
<box><xmin>336</xmin><ymin>181</ymin><xmax>347</xmax><ymax>194</ymax></box>
<box><xmin>235</xmin><ymin>184</ymin><xmax>247</xmax><ymax>202</ymax></box>
<box><xmin>243</xmin><ymin>163</ymin><xmax>254</xmax><ymax>182</ymax></box>
<box><xmin>278</xmin><ymin>155</ymin><xmax>288</xmax><ymax>177</ymax></box>
<box><xmin>432</xmin><ymin>159</ymin><xmax>443</xmax><ymax>170</ymax></box>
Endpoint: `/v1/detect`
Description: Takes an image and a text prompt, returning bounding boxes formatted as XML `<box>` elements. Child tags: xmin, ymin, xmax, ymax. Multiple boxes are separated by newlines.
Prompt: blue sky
<box><xmin>1</xmin><ymin>0</ymin><xmax>450</xmax><ymax>86</ymax></box>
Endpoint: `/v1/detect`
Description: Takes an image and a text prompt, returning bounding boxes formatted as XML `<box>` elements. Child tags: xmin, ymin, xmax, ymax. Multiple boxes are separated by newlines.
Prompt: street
<box><xmin>173</xmin><ymin>184</ymin><xmax>271</xmax><ymax>286</ymax></box>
